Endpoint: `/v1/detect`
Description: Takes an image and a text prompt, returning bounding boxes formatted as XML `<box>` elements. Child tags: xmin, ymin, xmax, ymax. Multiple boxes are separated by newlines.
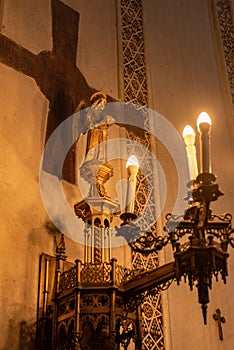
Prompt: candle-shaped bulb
<box><xmin>182</xmin><ymin>125</ymin><xmax>198</xmax><ymax>180</ymax></box>
<box><xmin>183</xmin><ymin>125</ymin><xmax>196</xmax><ymax>145</ymax></box>
<box><xmin>196</xmin><ymin>112</ymin><xmax>212</xmax><ymax>173</ymax></box>
<box><xmin>197</xmin><ymin>112</ymin><xmax>212</xmax><ymax>133</ymax></box>
<box><xmin>125</xmin><ymin>155</ymin><xmax>139</xmax><ymax>213</ymax></box>
<box><xmin>126</xmin><ymin>155</ymin><xmax>139</xmax><ymax>173</ymax></box>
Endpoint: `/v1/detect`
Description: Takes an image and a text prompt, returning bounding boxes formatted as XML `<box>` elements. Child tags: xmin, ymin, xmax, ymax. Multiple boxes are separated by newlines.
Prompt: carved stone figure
<box><xmin>80</xmin><ymin>92</ymin><xmax>115</xmax><ymax>198</ymax></box>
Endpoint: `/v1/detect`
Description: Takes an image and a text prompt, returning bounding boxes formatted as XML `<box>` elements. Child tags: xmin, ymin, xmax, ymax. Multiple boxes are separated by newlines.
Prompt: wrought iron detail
<box><xmin>129</xmin><ymin>229</ymin><xmax>170</xmax><ymax>254</ymax></box>
<box><xmin>164</xmin><ymin>173</ymin><xmax>234</xmax><ymax>324</ymax></box>
<box><xmin>145</xmin><ymin>279</ymin><xmax>175</xmax><ymax>294</ymax></box>
<box><xmin>125</xmin><ymin>172</ymin><xmax>234</xmax><ymax>325</ymax></box>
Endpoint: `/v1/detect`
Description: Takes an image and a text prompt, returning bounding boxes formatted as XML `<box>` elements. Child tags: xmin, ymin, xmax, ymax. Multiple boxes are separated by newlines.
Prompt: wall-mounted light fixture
<box><xmin>123</xmin><ymin>112</ymin><xmax>234</xmax><ymax>324</ymax></box>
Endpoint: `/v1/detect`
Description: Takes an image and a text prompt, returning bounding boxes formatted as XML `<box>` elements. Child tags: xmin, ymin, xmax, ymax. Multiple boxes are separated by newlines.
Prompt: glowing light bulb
<box><xmin>126</xmin><ymin>155</ymin><xmax>139</xmax><ymax>169</ymax></box>
<box><xmin>182</xmin><ymin>125</ymin><xmax>198</xmax><ymax>180</ymax></box>
<box><xmin>196</xmin><ymin>112</ymin><xmax>212</xmax><ymax>173</ymax></box>
<box><xmin>125</xmin><ymin>155</ymin><xmax>139</xmax><ymax>213</ymax></box>
<box><xmin>197</xmin><ymin>112</ymin><xmax>212</xmax><ymax>132</ymax></box>
<box><xmin>183</xmin><ymin>125</ymin><xmax>196</xmax><ymax>146</ymax></box>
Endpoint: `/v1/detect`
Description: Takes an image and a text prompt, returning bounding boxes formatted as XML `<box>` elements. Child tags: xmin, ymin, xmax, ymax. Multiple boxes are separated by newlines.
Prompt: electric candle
<box><xmin>182</xmin><ymin>125</ymin><xmax>198</xmax><ymax>181</ymax></box>
<box><xmin>125</xmin><ymin>155</ymin><xmax>139</xmax><ymax>213</ymax></box>
<box><xmin>197</xmin><ymin>112</ymin><xmax>212</xmax><ymax>173</ymax></box>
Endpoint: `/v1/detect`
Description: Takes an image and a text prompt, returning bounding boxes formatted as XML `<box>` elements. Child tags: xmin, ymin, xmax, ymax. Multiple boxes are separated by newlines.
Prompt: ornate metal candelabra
<box><xmin>120</xmin><ymin>172</ymin><xmax>234</xmax><ymax>324</ymax></box>
<box><xmin>119</xmin><ymin>111</ymin><xmax>234</xmax><ymax>325</ymax></box>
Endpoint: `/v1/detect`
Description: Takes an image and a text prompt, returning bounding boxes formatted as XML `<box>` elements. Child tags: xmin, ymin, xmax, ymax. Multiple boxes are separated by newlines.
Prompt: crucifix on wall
<box><xmin>0</xmin><ymin>0</ymin><xmax>98</xmax><ymax>183</ymax></box>
<box><xmin>213</xmin><ymin>308</ymin><xmax>226</xmax><ymax>341</ymax></box>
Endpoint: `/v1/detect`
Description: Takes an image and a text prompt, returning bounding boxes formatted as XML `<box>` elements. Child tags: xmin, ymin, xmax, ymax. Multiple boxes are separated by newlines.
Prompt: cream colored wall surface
<box><xmin>0</xmin><ymin>63</ymin><xmax>53</xmax><ymax>348</ymax></box>
<box><xmin>74</xmin><ymin>0</ymin><xmax>119</xmax><ymax>98</ymax></box>
<box><xmin>1</xmin><ymin>0</ymin><xmax>52</xmax><ymax>54</ymax></box>
<box><xmin>143</xmin><ymin>0</ymin><xmax>234</xmax><ymax>349</ymax></box>
<box><xmin>0</xmin><ymin>2</ymin><xmax>52</xmax><ymax>347</ymax></box>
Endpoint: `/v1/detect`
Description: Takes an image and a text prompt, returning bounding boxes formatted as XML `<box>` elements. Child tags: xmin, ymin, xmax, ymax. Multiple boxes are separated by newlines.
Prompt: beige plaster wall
<box><xmin>1</xmin><ymin>0</ymin><xmax>52</xmax><ymax>54</ymax></box>
<box><xmin>69</xmin><ymin>0</ymin><xmax>119</xmax><ymax>98</ymax></box>
<box><xmin>0</xmin><ymin>63</ymin><xmax>51</xmax><ymax>348</ymax></box>
<box><xmin>0</xmin><ymin>3</ymin><xmax>50</xmax><ymax>348</ymax></box>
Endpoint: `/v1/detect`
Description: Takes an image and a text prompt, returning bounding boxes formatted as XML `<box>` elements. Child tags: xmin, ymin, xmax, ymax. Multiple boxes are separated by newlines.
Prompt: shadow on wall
<box><xmin>2</xmin><ymin>319</ymin><xmax>36</xmax><ymax>350</ymax></box>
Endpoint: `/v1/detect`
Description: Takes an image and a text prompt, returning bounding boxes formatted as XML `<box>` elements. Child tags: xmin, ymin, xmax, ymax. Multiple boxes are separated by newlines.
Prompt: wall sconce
<box><xmin>121</xmin><ymin>112</ymin><xmax>234</xmax><ymax>324</ymax></box>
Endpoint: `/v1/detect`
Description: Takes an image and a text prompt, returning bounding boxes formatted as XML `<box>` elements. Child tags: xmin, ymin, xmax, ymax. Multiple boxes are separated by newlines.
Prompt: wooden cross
<box><xmin>0</xmin><ymin>0</ymin><xmax>95</xmax><ymax>182</ymax></box>
<box><xmin>213</xmin><ymin>308</ymin><xmax>225</xmax><ymax>341</ymax></box>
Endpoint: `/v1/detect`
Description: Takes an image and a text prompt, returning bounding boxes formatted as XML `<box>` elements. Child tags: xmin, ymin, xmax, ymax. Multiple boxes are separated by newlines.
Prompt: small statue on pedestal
<box><xmin>80</xmin><ymin>92</ymin><xmax>115</xmax><ymax>198</ymax></box>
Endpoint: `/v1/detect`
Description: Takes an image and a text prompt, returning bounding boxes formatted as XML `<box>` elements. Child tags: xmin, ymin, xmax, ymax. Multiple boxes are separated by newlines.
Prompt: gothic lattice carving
<box><xmin>59</xmin><ymin>261</ymin><xmax>131</xmax><ymax>292</ymax></box>
<box><xmin>142</xmin><ymin>293</ymin><xmax>164</xmax><ymax>349</ymax></box>
<box><xmin>119</xmin><ymin>1</ymin><xmax>164</xmax><ymax>349</ymax></box>
<box><xmin>80</xmin><ymin>262</ymin><xmax>112</xmax><ymax>284</ymax></box>
<box><xmin>59</xmin><ymin>266</ymin><xmax>76</xmax><ymax>293</ymax></box>
<box><xmin>58</xmin><ymin>298</ymin><xmax>75</xmax><ymax>317</ymax></box>
<box><xmin>120</xmin><ymin>0</ymin><xmax>148</xmax><ymax>106</ymax></box>
<box><xmin>81</xmin><ymin>295</ymin><xmax>110</xmax><ymax>309</ymax></box>
<box><xmin>214</xmin><ymin>0</ymin><xmax>234</xmax><ymax>105</ymax></box>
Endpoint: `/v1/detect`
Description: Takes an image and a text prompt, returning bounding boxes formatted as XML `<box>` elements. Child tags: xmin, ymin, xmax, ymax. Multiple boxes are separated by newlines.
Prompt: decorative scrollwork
<box><xmin>80</xmin><ymin>262</ymin><xmax>112</xmax><ymax>284</ymax></box>
<box><xmin>129</xmin><ymin>230</ymin><xmax>170</xmax><ymax>254</ymax></box>
<box><xmin>209</xmin><ymin>213</ymin><xmax>232</xmax><ymax>222</ymax></box>
<box><xmin>59</xmin><ymin>266</ymin><xmax>76</xmax><ymax>292</ymax></box>
<box><xmin>165</xmin><ymin>207</ymin><xmax>234</xmax><ymax>249</ymax></box>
